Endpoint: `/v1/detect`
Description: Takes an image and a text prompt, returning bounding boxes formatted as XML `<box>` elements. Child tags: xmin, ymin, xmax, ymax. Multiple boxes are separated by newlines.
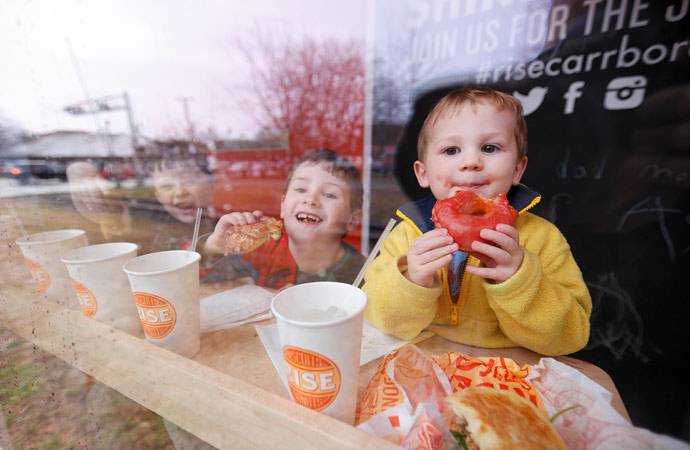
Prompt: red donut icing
<box><xmin>431</xmin><ymin>191</ymin><xmax>518</xmax><ymax>252</ymax></box>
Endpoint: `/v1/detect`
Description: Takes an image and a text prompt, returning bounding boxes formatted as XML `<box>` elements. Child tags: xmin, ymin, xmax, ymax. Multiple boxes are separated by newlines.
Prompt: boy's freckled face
<box><xmin>280</xmin><ymin>163</ymin><xmax>355</xmax><ymax>243</ymax></box>
<box><xmin>153</xmin><ymin>166</ymin><xmax>214</xmax><ymax>223</ymax></box>
<box><xmin>414</xmin><ymin>101</ymin><xmax>527</xmax><ymax>200</ymax></box>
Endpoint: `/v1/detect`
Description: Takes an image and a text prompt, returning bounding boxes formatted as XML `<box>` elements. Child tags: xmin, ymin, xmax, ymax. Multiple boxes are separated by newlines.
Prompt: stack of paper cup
<box><xmin>123</xmin><ymin>250</ymin><xmax>201</xmax><ymax>358</ymax></box>
<box><xmin>61</xmin><ymin>242</ymin><xmax>143</xmax><ymax>337</ymax></box>
<box><xmin>15</xmin><ymin>229</ymin><xmax>88</xmax><ymax>307</ymax></box>
<box><xmin>271</xmin><ymin>281</ymin><xmax>367</xmax><ymax>424</ymax></box>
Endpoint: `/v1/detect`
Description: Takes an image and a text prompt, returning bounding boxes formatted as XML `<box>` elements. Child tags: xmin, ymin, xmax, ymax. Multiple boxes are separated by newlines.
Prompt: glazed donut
<box><xmin>224</xmin><ymin>217</ymin><xmax>282</xmax><ymax>254</ymax></box>
<box><xmin>431</xmin><ymin>191</ymin><xmax>517</xmax><ymax>252</ymax></box>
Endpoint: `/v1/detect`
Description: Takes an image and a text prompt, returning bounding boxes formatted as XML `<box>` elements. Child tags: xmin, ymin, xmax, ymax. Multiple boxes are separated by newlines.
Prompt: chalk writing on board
<box><xmin>584</xmin><ymin>272</ymin><xmax>659</xmax><ymax>362</ymax></box>
<box><xmin>639</xmin><ymin>163</ymin><xmax>689</xmax><ymax>187</ymax></box>
<box><xmin>556</xmin><ymin>150</ymin><xmax>608</xmax><ymax>180</ymax></box>
<box><xmin>617</xmin><ymin>196</ymin><xmax>684</xmax><ymax>262</ymax></box>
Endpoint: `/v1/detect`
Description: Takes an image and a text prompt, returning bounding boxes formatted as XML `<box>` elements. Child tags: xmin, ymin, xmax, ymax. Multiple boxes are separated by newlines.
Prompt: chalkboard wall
<box><xmin>374</xmin><ymin>0</ymin><xmax>690</xmax><ymax>438</ymax></box>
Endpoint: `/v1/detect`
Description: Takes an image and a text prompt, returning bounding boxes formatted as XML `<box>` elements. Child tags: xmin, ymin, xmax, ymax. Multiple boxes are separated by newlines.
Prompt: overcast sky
<box><xmin>0</xmin><ymin>0</ymin><xmax>367</xmax><ymax>139</ymax></box>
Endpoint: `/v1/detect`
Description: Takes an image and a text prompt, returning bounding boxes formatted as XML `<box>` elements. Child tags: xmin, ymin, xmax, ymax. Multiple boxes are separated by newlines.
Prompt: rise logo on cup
<box><xmin>284</xmin><ymin>346</ymin><xmax>341</xmax><ymax>411</ymax></box>
<box><xmin>24</xmin><ymin>258</ymin><xmax>51</xmax><ymax>293</ymax></box>
<box><xmin>272</xmin><ymin>282</ymin><xmax>367</xmax><ymax>424</ymax></box>
<box><xmin>134</xmin><ymin>292</ymin><xmax>177</xmax><ymax>339</ymax></box>
<box><xmin>69</xmin><ymin>278</ymin><xmax>97</xmax><ymax>317</ymax></box>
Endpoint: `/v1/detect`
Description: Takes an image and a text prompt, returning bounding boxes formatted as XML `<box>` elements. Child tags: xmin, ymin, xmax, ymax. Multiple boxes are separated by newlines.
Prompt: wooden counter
<box><xmin>198</xmin><ymin>315</ymin><xmax>631</xmax><ymax>422</ymax></box>
<box><xmin>0</xmin><ymin>281</ymin><xmax>630</xmax><ymax>449</ymax></box>
<box><xmin>0</xmin><ymin>285</ymin><xmax>396</xmax><ymax>450</ymax></box>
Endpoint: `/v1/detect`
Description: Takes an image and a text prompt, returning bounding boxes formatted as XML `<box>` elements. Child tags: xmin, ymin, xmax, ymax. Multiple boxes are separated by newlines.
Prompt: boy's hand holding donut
<box><xmin>405</xmin><ymin>228</ymin><xmax>458</xmax><ymax>288</ymax></box>
<box><xmin>465</xmin><ymin>223</ymin><xmax>524</xmax><ymax>283</ymax></box>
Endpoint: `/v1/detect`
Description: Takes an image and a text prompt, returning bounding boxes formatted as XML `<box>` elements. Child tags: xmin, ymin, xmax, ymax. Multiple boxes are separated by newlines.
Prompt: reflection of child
<box><xmin>363</xmin><ymin>88</ymin><xmax>592</xmax><ymax>356</ymax></box>
<box><xmin>147</xmin><ymin>156</ymin><xmax>217</xmax><ymax>253</ymax></box>
<box><xmin>205</xmin><ymin>149</ymin><xmax>365</xmax><ymax>289</ymax></box>
<box><xmin>67</xmin><ymin>153</ymin><xmax>223</xmax><ymax>282</ymax></box>
<box><xmin>150</xmin><ymin>158</ymin><xmax>215</xmax><ymax>225</ymax></box>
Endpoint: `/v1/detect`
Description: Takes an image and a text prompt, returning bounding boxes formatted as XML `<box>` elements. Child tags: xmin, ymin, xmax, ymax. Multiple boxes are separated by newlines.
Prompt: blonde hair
<box><xmin>417</xmin><ymin>87</ymin><xmax>527</xmax><ymax>161</ymax></box>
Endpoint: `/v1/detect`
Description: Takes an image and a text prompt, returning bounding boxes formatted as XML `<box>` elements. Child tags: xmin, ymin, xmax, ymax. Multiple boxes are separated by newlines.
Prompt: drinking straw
<box><xmin>190</xmin><ymin>207</ymin><xmax>203</xmax><ymax>252</ymax></box>
<box><xmin>352</xmin><ymin>218</ymin><xmax>396</xmax><ymax>288</ymax></box>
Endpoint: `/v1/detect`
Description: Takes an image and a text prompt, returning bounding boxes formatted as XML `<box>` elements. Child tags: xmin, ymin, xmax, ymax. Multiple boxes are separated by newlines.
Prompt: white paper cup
<box><xmin>123</xmin><ymin>250</ymin><xmax>201</xmax><ymax>358</ymax></box>
<box><xmin>271</xmin><ymin>281</ymin><xmax>367</xmax><ymax>424</ymax></box>
<box><xmin>15</xmin><ymin>229</ymin><xmax>88</xmax><ymax>306</ymax></box>
<box><xmin>61</xmin><ymin>242</ymin><xmax>143</xmax><ymax>337</ymax></box>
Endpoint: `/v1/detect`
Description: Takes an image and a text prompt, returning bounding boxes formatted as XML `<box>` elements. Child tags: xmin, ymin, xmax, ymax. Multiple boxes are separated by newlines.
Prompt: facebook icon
<box><xmin>563</xmin><ymin>81</ymin><xmax>585</xmax><ymax>115</ymax></box>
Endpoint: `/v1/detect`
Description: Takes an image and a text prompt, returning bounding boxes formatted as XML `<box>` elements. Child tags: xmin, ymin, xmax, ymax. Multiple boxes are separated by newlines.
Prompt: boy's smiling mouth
<box><xmin>296</xmin><ymin>212</ymin><xmax>322</xmax><ymax>224</ymax></box>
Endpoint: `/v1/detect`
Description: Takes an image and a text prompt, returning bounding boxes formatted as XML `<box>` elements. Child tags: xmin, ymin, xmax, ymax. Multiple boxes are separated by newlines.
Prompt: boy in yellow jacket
<box><xmin>363</xmin><ymin>87</ymin><xmax>591</xmax><ymax>356</ymax></box>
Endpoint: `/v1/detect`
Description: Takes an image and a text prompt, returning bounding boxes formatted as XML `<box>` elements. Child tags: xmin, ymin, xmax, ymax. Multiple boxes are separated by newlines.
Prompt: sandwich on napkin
<box><xmin>446</xmin><ymin>386</ymin><xmax>566</xmax><ymax>450</ymax></box>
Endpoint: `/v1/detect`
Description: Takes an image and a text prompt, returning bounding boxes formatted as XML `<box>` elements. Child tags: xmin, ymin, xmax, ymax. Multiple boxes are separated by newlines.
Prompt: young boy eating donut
<box><xmin>204</xmin><ymin>148</ymin><xmax>365</xmax><ymax>289</ymax></box>
<box><xmin>363</xmin><ymin>87</ymin><xmax>592</xmax><ymax>356</ymax></box>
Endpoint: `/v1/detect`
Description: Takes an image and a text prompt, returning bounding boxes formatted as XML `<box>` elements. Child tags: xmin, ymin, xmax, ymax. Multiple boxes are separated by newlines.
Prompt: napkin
<box><xmin>200</xmin><ymin>284</ymin><xmax>273</xmax><ymax>333</ymax></box>
<box><xmin>530</xmin><ymin>358</ymin><xmax>690</xmax><ymax>450</ymax></box>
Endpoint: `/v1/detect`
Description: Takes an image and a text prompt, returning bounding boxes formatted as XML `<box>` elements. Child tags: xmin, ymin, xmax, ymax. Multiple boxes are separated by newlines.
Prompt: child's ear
<box><xmin>413</xmin><ymin>160</ymin><xmax>430</xmax><ymax>188</ymax></box>
<box><xmin>279</xmin><ymin>194</ymin><xmax>286</xmax><ymax>219</ymax></box>
<box><xmin>347</xmin><ymin>209</ymin><xmax>362</xmax><ymax>232</ymax></box>
<box><xmin>512</xmin><ymin>156</ymin><xmax>528</xmax><ymax>185</ymax></box>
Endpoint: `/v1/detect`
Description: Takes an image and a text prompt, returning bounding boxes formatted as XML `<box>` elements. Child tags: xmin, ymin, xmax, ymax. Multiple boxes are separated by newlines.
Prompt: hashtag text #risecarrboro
<box><xmin>476</xmin><ymin>34</ymin><xmax>689</xmax><ymax>84</ymax></box>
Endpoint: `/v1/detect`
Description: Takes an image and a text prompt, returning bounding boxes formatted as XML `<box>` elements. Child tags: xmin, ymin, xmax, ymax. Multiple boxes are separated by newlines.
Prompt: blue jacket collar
<box><xmin>395</xmin><ymin>184</ymin><xmax>541</xmax><ymax>233</ymax></box>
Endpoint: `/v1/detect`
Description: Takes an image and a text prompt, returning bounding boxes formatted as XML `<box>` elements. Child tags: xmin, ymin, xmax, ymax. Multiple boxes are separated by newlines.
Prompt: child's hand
<box><xmin>465</xmin><ymin>224</ymin><xmax>523</xmax><ymax>283</ymax></box>
<box><xmin>204</xmin><ymin>210</ymin><xmax>263</xmax><ymax>254</ymax></box>
<box><xmin>405</xmin><ymin>228</ymin><xmax>458</xmax><ymax>288</ymax></box>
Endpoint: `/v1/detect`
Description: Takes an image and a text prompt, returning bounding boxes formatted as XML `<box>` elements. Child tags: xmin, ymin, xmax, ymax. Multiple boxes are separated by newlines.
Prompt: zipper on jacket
<box><xmin>449</xmin><ymin>258</ymin><xmax>467</xmax><ymax>325</ymax></box>
<box><xmin>450</xmin><ymin>301</ymin><xmax>460</xmax><ymax>325</ymax></box>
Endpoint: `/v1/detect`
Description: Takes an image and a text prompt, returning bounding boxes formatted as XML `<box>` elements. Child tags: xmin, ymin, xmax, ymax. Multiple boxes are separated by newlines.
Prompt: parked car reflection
<box><xmin>0</xmin><ymin>159</ymin><xmax>67</xmax><ymax>184</ymax></box>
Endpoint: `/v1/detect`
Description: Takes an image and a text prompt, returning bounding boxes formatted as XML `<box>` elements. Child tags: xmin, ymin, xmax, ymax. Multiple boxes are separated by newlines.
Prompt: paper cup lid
<box><xmin>123</xmin><ymin>250</ymin><xmax>200</xmax><ymax>276</ymax></box>
<box><xmin>271</xmin><ymin>282</ymin><xmax>367</xmax><ymax>328</ymax></box>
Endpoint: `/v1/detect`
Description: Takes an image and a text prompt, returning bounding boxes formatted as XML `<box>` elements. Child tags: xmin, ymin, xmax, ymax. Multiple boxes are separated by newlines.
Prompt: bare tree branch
<box><xmin>233</xmin><ymin>30</ymin><xmax>365</xmax><ymax>159</ymax></box>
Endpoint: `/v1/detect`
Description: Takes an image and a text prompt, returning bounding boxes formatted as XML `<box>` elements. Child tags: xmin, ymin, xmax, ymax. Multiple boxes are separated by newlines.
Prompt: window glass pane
<box><xmin>2</xmin><ymin>1</ymin><xmax>689</xmax><ymax>448</ymax></box>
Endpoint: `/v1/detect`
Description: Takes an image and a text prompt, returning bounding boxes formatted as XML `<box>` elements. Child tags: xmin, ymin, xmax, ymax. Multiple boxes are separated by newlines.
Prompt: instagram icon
<box><xmin>604</xmin><ymin>76</ymin><xmax>647</xmax><ymax>110</ymax></box>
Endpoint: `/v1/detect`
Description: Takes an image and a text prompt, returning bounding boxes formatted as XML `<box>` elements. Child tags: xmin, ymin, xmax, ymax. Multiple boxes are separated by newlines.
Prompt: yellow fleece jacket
<box><xmin>363</xmin><ymin>210</ymin><xmax>592</xmax><ymax>356</ymax></box>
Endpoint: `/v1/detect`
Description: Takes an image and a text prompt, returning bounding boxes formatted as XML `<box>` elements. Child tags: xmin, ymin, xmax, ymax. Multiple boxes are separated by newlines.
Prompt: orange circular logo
<box><xmin>283</xmin><ymin>346</ymin><xmax>341</xmax><ymax>411</ymax></box>
<box><xmin>24</xmin><ymin>258</ymin><xmax>50</xmax><ymax>293</ymax></box>
<box><xmin>134</xmin><ymin>292</ymin><xmax>177</xmax><ymax>339</ymax></box>
<box><xmin>69</xmin><ymin>278</ymin><xmax>97</xmax><ymax>317</ymax></box>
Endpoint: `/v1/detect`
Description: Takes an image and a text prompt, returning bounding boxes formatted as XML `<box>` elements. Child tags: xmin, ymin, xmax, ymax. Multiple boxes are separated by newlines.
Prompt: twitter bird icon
<box><xmin>513</xmin><ymin>87</ymin><xmax>548</xmax><ymax>116</ymax></box>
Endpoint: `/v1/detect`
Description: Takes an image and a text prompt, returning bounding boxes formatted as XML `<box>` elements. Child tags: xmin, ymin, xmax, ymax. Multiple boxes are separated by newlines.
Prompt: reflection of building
<box><xmin>214</xmin><ymin>147</ymin><xmax>291</xmax><ymax>178</ymax></box>
<box><xmin>210</xmin><ymin>146</ymin><xmax>291</xmax><ymax>219</ymax></box>
<box><xmin>3</xmin><ymin>130</ymin><xmax>135</xmax><ymax>159</ymax></box>
<box><xmin>2</xmin><ymin>130</ymin><xmax>138</xmax><ymax>181</ymax></box>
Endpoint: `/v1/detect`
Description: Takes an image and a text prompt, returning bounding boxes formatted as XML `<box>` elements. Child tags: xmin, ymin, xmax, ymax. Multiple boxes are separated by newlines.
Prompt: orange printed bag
<box><xmin>433</xmin><ymin>352</ymin><xmax>542</xmax><ymax>408</ymax></box>
<box><xmin>356</xmin><ymin>345</ymin><xmax>451</xmax><ymax>425</ymax></box>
